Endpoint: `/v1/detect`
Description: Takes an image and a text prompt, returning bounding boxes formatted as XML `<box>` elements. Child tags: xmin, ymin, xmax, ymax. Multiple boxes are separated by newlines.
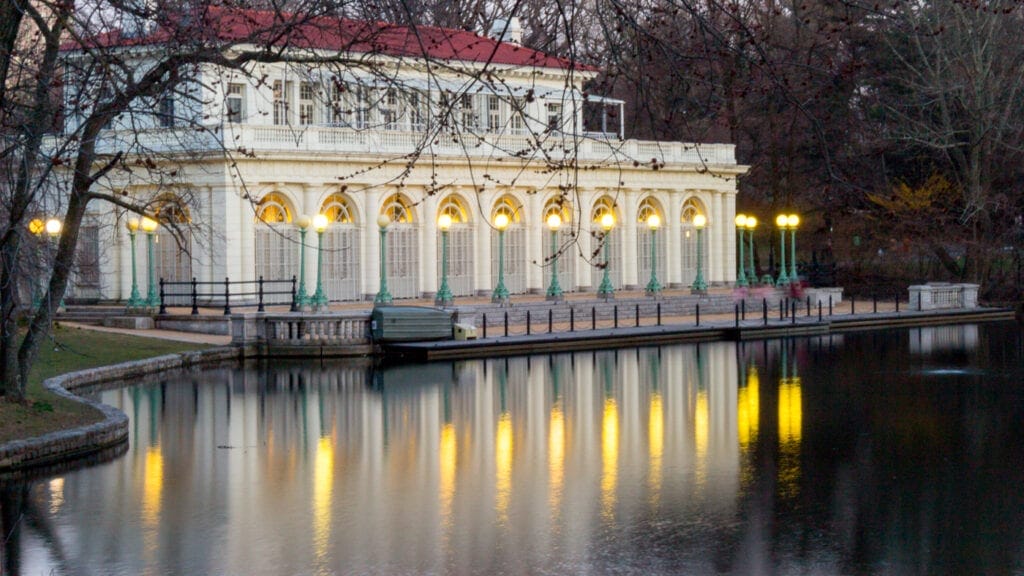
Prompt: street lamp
<box><xmin>735</xmin><ymin>214</ymin><xmax>749</xmax><ymax>288</ymax></box>
<box><xmin>545</xmin><ymin>213</ymin><xmax>564</xmax><ymax>301</ymax></box>
<box><xmin>745</xmin><ymin>216</ymin><xmax>758</xmax><ymax>285</ymax></box>
<box><xmin>295</xmin><ymin>215</ymin><xmax>312</xmax><ymax>309</ymax></box>
<box><xmin>374</xmin><ymin>213</ymin><xmax>393</xmax><ymax>305</ymax></box>
<box><xmin>645</xmin><ymin>213</ymin><xmax>662</xmax><ymax>297</ymax></box>
<box><xmin>596</xmin><ymin>212</ymin><xmax>616</xmax><ymax>300</ymax></box>
<box><xmin>492</xmin><ymin>212</ymin><xmax>510</xmax><ymax>304</ymax></box>
<box><xmin>126</xmin><ymin>217</ymin><xmax>144</xmax><ymax>308</ymax></box>
<box><xmin>775</xmin><ymin>214</ymin><xmax>790</xmax><ymax>286</ymax></box>
<box><xmin>436</xmin><ymin>213</ymin><xmax>454</xmax><ymax>306</ymax></box>
<box><xmin>27</xmin><ymin>218</ymin><xmax>48</xmax><ymax>308</ymax></box>
<box><xmin>310</xmin><ymin>213</ymin><xmax>329</xmax><ymax>310</ymax></box>
<box><xmin>787</xmin><ymin>214</ymin><xmax>800</xmax><ymax>283</ymax></box>
<box><xmin>138</xmin><ymin>216</ymin><xmax>159</xmax><ymax>309</ymax></box>
<box><xmin>691</xmin><ymin>214</ymin><xmax>708</xmax><ymax>294</ymax></box>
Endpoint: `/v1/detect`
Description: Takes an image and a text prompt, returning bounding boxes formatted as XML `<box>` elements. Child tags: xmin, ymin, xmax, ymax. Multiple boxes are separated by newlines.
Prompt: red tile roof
<box><xmin>64</xmin><ymin>6</ymin><xmax>595</xmax><ymax>72</ymax></box>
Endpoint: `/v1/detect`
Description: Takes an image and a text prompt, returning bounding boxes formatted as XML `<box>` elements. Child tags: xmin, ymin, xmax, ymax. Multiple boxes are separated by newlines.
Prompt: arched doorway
<box><xmin>542</xmin><ymin>197</ymin><xmax>576</xmax><ymax>292</ymax></box>
<box><xmin>680</xmin><ymin>198</ymin><xmax>706</xmax><ymax>286</ymax></box>
<box><xmin>255</xmin><ymin>192</ymin><xmax>299</xmax><ymax>285</ymax></box>
<box><xmin>636</xmin><ymin>197</ymin><xmax>666</xmax><ymax>289</ymax></box>
<box><xmin>381</xmin><ymin>193</ymin><xmax>418</xmax><ymax>299</ymax></box>
<box><xmin>152</xmin><ymin>194</ymin><xmax>192</xmax><ymax>284</ymax></box>
<box><xmin>490</xmin><ymin>195</ymin><xmax>527</xmax><ymax>295</ymax></box>
<box><xmin>437</xmin><ymin>195</ymin><xmax>474</xmax><ymax>297</ymax></box>
<box><xmin>590</xmin><ymin>196</ymin><xmax>622</xmax><ymax>290</ymax></box>
<box><xmin>321</xmin><ymin>192</ymin><xmax>361</xmax><ymax>301</ymax></box>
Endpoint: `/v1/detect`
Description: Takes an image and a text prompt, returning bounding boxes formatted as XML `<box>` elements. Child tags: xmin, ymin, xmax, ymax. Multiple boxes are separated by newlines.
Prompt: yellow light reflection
<box><xmin>648</xmin><ymin>393</ymin><xmax>663</xmax><ymax>500</ymax></box>
<box><xmin>495</xmin><ymin>413</ymin><xmax>513</xmax><ymax>522</ymax></box>
<box><xmin>548</xmin><ymin>404</ymin><xmax>565</xmax><ymax>516</ymax></box>
<box><xmin>440</xmin><ymin>423</ymin><xmax>457</xmax><ymax>527</ymax></box>
<box><xmin>694</xmin><ymin>390</ymin><xmax>709</xmax><ymax>484</ymax></box>
<box><xmin>142</xmin><ymin>447</ymin><xmax>163</xmax><ymax>526</ymax></box>
<box><xmin>778</xmin><ymin>377</ymin><xmax>802</xmax><ymax>445</ymax></box>
<box><xmin>48</xmin><ymin>478</ymin><xmax>65</xmax><ymax>515</ymax></box>
<box><xmin>777</xmin><ymin>376</ymin><xmax>803</xmax><ymax>498</ymax></box>
<box><xmin>313</xmin><ymin>437</ymin><xmax>334</xmax><ymax>561</ymax></box>
<box><xmin>601</xmin><ymin>398</ymin><xmax>619</xmax><ymax>520</ymax></box>
<box><xmin>738</xmin><ymin>366</ymin><xmax>760</xmax><ymax>451</ymax></box>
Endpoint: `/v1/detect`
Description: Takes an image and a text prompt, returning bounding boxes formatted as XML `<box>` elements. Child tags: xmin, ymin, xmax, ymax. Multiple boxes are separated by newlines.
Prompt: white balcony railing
<box><xmin>83</xmin><ymin>123</ymin><xmax>739</xmax><ymax>167</ymax></box>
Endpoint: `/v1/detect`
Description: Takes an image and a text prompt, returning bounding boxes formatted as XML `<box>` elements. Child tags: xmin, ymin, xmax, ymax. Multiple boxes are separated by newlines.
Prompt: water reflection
<box><xmin>5</xmin><ymin>323</ymin><xmax>1024</xmax><ymax>575</ymax></box>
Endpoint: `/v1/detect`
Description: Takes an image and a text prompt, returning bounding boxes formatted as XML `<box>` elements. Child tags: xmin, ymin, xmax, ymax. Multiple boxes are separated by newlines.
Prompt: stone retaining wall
<box><xmin>0</xmin><ymin>346</ymin><xmax>246</xmax><ymax>472</ymax></box>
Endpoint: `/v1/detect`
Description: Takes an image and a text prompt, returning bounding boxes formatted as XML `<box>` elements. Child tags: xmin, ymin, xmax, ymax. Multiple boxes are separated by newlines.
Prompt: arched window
<box><xmin>322</xmin><ymin>193</ymin><xmax>357</xmax><ymax>223</ymax></box>
<box><xmin>382</xmin><ymin>193</ymin><xmax>415</xmax><ymax>224</ymax></box>
<box><xmin>436</xmin><ymin>195</ymin><xmax>473</xmax><ymax>296</ymax></box>
<box><xmin>491</xmin><ymin>194</ymin><xmax>523</xmax><ymax>225</ymax></box>
<box><xmin>320</xmin><ymin>192</ymin><xmax>360</xmax><ymax>301</ymax></box>
<box><xmin>256</xmin><ymin>192</ymin><xmax>294</xmax><ymax>224</ymax></box>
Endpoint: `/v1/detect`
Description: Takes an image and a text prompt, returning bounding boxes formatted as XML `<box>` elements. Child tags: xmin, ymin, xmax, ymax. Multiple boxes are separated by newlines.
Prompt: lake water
<box><xmin>3</xmin><ymin>322</ymin><xmax>1024</xmax><ymax>575</ymax></box>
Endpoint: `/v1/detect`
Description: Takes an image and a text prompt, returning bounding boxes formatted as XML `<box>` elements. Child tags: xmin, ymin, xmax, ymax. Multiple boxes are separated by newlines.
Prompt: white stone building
<box><xmin>63</xmin><ymin>10</ymin><xmax>747</xmax><ymax>304</ymax></box>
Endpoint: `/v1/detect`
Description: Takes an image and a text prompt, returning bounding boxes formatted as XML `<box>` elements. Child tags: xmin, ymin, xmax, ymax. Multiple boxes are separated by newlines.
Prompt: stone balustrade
<box><xmin>907</xmin><ymin>283</ymin><xmax>979</xmax><ymax>311</ymax></box>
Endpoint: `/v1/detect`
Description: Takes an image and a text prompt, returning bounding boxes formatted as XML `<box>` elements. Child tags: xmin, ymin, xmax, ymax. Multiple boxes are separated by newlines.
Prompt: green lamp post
<box><xmin>374</xmin><ymin>213</ymin><xmax>393</xmax><ymax>305</ymax></box>
<box><xmin>545</xmin><ymin>213</ymin><xmax>564</xmax><ymax>301</ymax></box>
<box><xmin>492</xmin><ymin>212</ymin><xmax>510</xmax><ymax>304</ymax></box>
<box><xmin>436</xmin><ymin>213</ymin><xmax>454</xmax><ymax>306</ymax></box>
<box><xmin>644</xmin><ymin>213</ymin><xmax>662</xmax><ymax>297</ymax></box>
<box><xmin>787</xmin><ymin>213</ymin><xmax>800</xmax><ymax>283</ymax></box>
<box><xmin>295</xmin><ymin>215</ymin><xmax>311</xmax><ymax>309</ymax></box>
<box><xmin>746</xmin><ymin>216</ymin><xmax>758</xmax><ymax>285</ymax></box>
<box><xmin>691</xmin><ymin>214</ymin><xmax>708</xmax><ymax>294</ymax></box>
<box><xmin>775</xmin><ymin>214</ymin><xmax>790</xmax><ymax>286</ymax></box>
<box><xmin>734</xmin><ymin>214</ymin><xmax>749</xmax><ymax>288</ymax></box>
<box><xmin>596</xmin><ymin>212</ymin><xmax>616</xmax><ymax>300</ymax></box>
<box><xmin>310</xmin><ymin>213</ymin><xmax>329</xmax><ymax>310</ymax></box>
<box><xmin>126</xmin><ymin>217</ymin><xmax>144</xmax><ymax>308</ymax></box>
<box><xmin>141</xmin><ymin>216</ymin><xmax>160</xmax><ymax>309</ymax></box>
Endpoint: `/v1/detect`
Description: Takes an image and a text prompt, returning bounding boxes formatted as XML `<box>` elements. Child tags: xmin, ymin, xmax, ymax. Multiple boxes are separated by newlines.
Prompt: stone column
<box><xmin>622</xmin><ymin>191</ymin><xmax>638</xmax><ymax>290</ymax></box>
<box><xmin>667</xmin><ymin>190</ymin><xmax>682</xmax><ymax>288</ymax></box>
<box><xmin>527</xmin><ymin>191</ymin><xmax>543</xmax><ymax>293</ymax></box>
<box><xmin>421</xmin><ymin>191</ymin><xmax>438</xmax><ymax>299</ymax></box>
<box><xmin>363</xmin><ymin>188</ymin><xmax>381</xmax><ymax>300</ymax></box>
<box><xmin>475</xmin><ymin>189</ymin><xmax>494</xmax><ymax>296</ymax></box>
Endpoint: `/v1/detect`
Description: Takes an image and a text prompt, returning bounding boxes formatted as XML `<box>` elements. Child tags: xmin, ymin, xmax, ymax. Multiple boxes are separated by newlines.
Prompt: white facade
<box><xmin>67</xmin><ymin>32</ymin><xmax>747</xmax><ymax>303</ymax></box>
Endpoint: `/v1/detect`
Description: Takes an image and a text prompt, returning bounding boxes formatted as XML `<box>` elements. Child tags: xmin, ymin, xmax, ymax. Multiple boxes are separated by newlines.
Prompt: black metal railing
<box><xmin>159</xmin><ymin>276</ymin><xmax>296</xmax><ymax>315</ymax></box>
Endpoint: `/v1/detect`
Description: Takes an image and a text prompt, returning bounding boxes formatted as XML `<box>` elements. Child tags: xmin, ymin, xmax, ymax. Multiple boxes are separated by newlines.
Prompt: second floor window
<box><xmin>460</xmin><ymin>94</ymin><xmax>477</xmax><ymax>131</ymax></box>
<box><xmin>273</xmin><ymin>80</ymin><xmax>292</xmax><ymax>125</ymax></box>
<box><xmin>546</xmin><ymin>103</ymin><xmax>562</xmax><ymax>132</ymax></box>
<box><xmin>299</xmin><ymin>82</ymin><xmax>315</xmax><ymax>125</ymax></box>
<box><xmin>487</xmin><ymin>95</ymin><xmax>502</xmax><ymax>133</ymax></box>
<box><xmin>381</xmin><ymin>89</ymin><xmax>399</xmax><ymax>130</ymax></box>
<box><xmin>158</xmin><ymin>94</ymin><xmax>175</xmax><ymax>127</ymax></box>
<box><xmin>226</xmin><ymin>83</ymin><xmax>245</xmax><ymax>123</ymax></box>
<box><xmin>510</xmin><ymin>97</ymin><xmax>526</xmax><ymax>134</ymax></box>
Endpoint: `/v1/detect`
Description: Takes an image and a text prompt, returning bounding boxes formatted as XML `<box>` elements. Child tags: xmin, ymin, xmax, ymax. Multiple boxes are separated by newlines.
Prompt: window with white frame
<box><xmin>486</xmin><ymin>95</ymin><xmax>502</xmax><ymax>133</ymax></box>
<box><xmin>546</xmin><ymin>102</ymin><xmax>562</xmax><ymax>132</ymax></box>
<box><xmin>322</xmin><ymin>193</ymin><xmax>361</xmax><ymax>301</ymax></box>
<box><xmin>437</xmin><ymin>195</ymin><xmax>474</xmax><ymax>297</ymax></box>
<box><xmin>510</xmin><ymin>96</ymin><xmax>526</xmax><ymax>134</ymax></box>
<box><xmin>460</xmin><ymin>93</ymin><xmax>477</xmax><ymax>131</ymax></box>
<box><xmin>273</xmin><ymin>80</ymin><xmax>292</xmax><ymax>125</ymax></box>
<box><xmin>158</xmin><ymin>94</ymin><xmax>175</xmax><ymax>127</ymax></box>
<box><xmin>226</xmin><ymin>83</ymin><xmax>245</xmax><ymax>123</ymax></box>
<box><xmin>381</xmin><ymin>88</ymin><xmax>399</xmax><ymax>130</ymax></box>
<box><xmin>406</xmin><ymin>91</ymin><xmax>425</xmax><ymax>131</ymax></box>
<box><xmin>299</xmin><ymin>82</ymin><xmax>315</xmax><ymax>125</ymax></box>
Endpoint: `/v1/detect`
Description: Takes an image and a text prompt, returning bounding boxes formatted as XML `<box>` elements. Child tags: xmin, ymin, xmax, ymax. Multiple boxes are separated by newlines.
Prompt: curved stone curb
<box><xmin>0</xmin><ymin>346</ymin><xmax>247</xmax><ymax>472</ymax></box>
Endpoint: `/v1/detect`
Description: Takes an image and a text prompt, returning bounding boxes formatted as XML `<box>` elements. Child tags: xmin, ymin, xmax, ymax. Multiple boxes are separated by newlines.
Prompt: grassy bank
<box><xmin>0</xmin><ymin>324</ymin><xmax>212</xmax><ymax>444</ymax></box>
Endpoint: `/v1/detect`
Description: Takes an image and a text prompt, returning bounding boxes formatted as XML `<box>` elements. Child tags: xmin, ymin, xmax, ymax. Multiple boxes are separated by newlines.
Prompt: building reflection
<box><xmin>909</xmin><ymin>324</ymin><xmax>979</xmax><ymax>354</ymax></box>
